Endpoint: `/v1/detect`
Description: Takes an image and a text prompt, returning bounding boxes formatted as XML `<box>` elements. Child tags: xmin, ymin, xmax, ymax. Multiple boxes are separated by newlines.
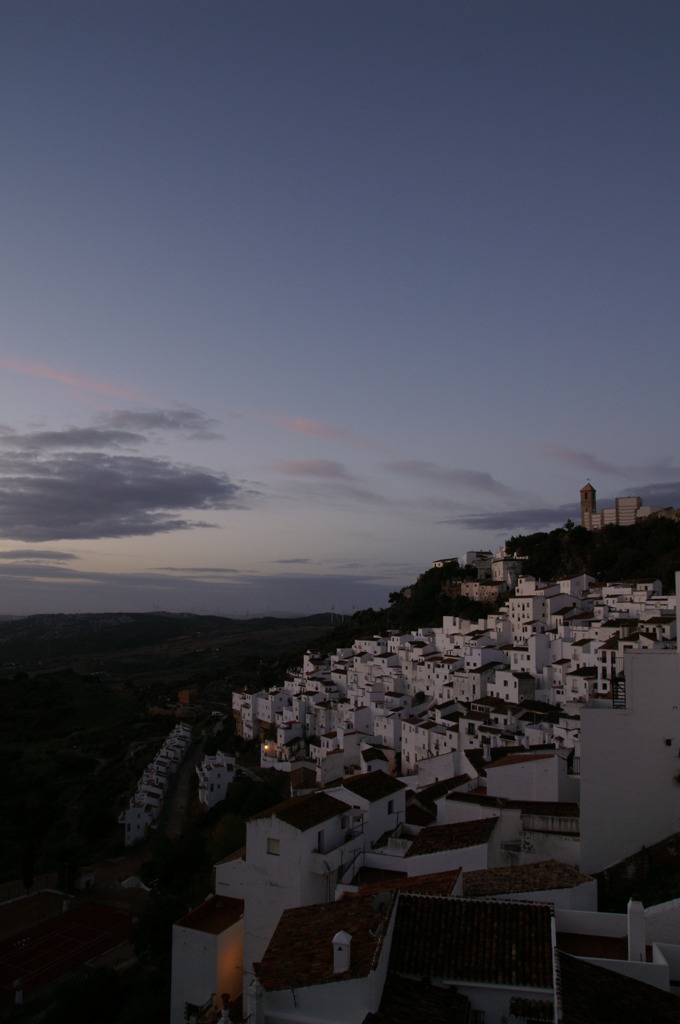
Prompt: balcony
<box><xmin>308</xmin><ymin>827</ymin><xmax>365</xmax><ymax>875</ymax></box>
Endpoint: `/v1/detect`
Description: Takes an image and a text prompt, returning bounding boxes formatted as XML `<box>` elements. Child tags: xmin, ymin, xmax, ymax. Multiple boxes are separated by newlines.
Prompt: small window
<box><xmin>388</xmin><ymin>799</ymin><xmax>394</xmax><ymax>814</ymax></box>
<box><xmin>267</xmin><ymin>837</ymin><xmax>280</xmax><ymax>856</ymax></box>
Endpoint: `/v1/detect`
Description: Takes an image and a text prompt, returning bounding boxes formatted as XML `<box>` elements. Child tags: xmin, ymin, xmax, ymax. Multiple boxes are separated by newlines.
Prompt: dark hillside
<box><xmin>0</xmin><ymin>611</ymin><xmax>333</xmax><ymax>681</ymax></box>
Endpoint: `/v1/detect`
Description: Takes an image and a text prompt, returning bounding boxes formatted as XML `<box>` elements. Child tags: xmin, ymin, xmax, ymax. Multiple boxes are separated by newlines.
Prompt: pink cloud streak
<box><xmin>0</xmin><ymin>358</ymin><xmax>139</xmax><ymax>400</ymax></box>
<box><xmin>268</xmin><ymin>413</ymin><xmax>385</xmax><ymax>451</ymax></box>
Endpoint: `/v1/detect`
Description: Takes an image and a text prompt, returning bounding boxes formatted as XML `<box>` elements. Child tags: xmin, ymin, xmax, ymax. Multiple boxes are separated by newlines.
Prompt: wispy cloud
<box><xmin>267</xmin><ymin>414</ymin><xmax>384</xmax><ymax>451</ymax></box>
<box><xmin>271</xmin><ymin>459</ymin><xmax>352</xmax><ymax>479</ymax></box>
<box><xmin>277</xmin><ymin>477</ymin><xmax>391</xmax><ymax>508</ymax></box>
<box><xmin>539</xmin><ymin>444</ymin><xmax>678</xmax><ymax>481</ymax></box>
<box><xmin>385</xmin><ymin>460</ymin><xmax>517</xmax><ymax>498</ymax></box>
<box><xmin>1</xmin><ymin>427</ymin><xmax>145</xmax><ymax>451</ymax></box>
<box><xmin>0</xmin><ymin>548</ymin><xmax>78</xmax><ymax>562</ymax></box>
<box><xmin>0</xmin><ymin>357</ymin><xmax>139</xmax><ymax>400</ymax></box>
<box><xmin>101</xmin><ymin>408</ymin><xmax>223</xmax><ymax>441</ymax></box>
<box><xmin>0</xmin><ymin>408</ymin><xmax>224</xmax><ymax>452</ymax></box>
<box><xmin>450</xmin><ymin>504</ymin><xmax>580</xmax><ymax>534</ymax></box>
<box><xmin>0</xmin><ymin>560</ymin><xmax>399</xmax><ymax>616</ymax></box>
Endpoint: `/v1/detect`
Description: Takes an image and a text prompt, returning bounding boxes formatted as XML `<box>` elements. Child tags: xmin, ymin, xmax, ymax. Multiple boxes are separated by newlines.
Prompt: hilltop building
<box><xmin>579</xmin><ymin>482</ymin><xmax>676</xmax><ymax>531</ymax></box>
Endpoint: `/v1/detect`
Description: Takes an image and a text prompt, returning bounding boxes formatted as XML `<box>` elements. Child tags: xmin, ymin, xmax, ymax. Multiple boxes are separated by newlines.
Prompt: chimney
<box><xmin>333</xmin><ymin>930</ymin><xmax>352</xmax><ymax>974</ymax></box>
<box><xmin>627</xmin><ymin>898</ymin><xmax>646</xmax><ymax>962</ymax></box>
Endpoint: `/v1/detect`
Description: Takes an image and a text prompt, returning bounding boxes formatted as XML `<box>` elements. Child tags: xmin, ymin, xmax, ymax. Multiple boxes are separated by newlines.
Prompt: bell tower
<box><xmin>580</xmin><ymin>482</ymin><xmax>596</xmax><ymax>530</ymax></box>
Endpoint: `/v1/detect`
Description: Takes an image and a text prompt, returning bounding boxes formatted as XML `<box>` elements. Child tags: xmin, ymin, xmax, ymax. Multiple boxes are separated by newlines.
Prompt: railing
<box><xmin>612</xmin><ymin>676</ymin><xmax>627</xmax><ymax>709</ymax></box>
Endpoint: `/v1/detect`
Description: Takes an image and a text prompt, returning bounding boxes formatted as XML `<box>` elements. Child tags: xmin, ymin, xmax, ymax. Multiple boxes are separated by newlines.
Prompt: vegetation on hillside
<box><xmin>310</xmin><ymin>517</ymin><xmax>680</xmax><ymax>657</ymax></box>
<box><xmin>506</xmin><ymin>517</ymin><xmax>680</xmax><ymax>592</ymax></box>
<box><xmin>311</xmin><ymin>562</ymin><xmax>489</xmax><ymax>655</ymax></box>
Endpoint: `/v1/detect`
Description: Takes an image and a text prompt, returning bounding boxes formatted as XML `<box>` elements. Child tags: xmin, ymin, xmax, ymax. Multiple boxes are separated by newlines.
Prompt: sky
<box><xmin>1</xmin><ymin>1</ymin><xmax>679</xmax><ymax>617</ymax></box>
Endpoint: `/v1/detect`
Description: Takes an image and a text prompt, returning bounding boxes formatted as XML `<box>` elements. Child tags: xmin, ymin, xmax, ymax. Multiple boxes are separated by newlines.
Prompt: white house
<box><xmin>580</xmin><ymin>644</ymin><xmax>680</xmax><ymax>874</ymax></box>
<box><xmin>170</xmin><ymin>894</ymin><xmax>244</xmax><ymax>1024</ymax></box>
<box><xmin>196</xmin><ymin>750</ymin><xmax>235</xmax><ymax>810</ymax></box>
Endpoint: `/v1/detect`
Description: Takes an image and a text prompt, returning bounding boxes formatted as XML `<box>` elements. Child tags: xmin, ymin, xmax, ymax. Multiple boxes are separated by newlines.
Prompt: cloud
<box><xmin>101</xmin><ymin>408</ymin><xmax>223</xmax><ymax>441</ymax></box>
<box><xmin>0</xmin><ymin>357</ymin><xmax>139</xmax><ymax>400</ymax></box>
<box><xmin>272</xmin><ymin>459</ymin><xmax>351</xmax><ymax>479</ymax></box>
<box><xmin>0</xmin><ymin>548</ymin><xmax>78</xmax><ymax>562</ymax></box>
<box><xmin>268</xmin><ymin>414</ymin><xmax>383</xmax><ymax>451</ymax></box>
<box><xmin>385</xmin><ymin>460</ymin><xmax>517</xmax><ymax>498</ymax></box>
<box><xmin>450</xmin><ymin>504</ymin><xmax>580</xmax><ymax>534</ymax></box>
<box><xmin>634</xmin><ymin>481</ymin><xmax>680</xmax><ymax>507</ymax></box>
<box><xmin>540</xmin><ymin>444</ymin><xmax>678</xmax><ymax>481</ymax></box>
<box><xmin>0</xmin><ymin>560</ymin><xmax>401</xmax><ymax>617</ymax></box>
<box><xmin>1</xmin><ymin>427</ymin><xmax>145</xmax><ymax>451</ymax></box>
<box><xmin>278</xmin><ymin>477</ymin><xmax>391</xmax><ymax>508</ymax></box>
<box><xmin>0</xmin><ymin>407</ymin><xmax>248</xmax><ymax>542</ymax></box>
<box><xmin>0</xmin><ymin>407</ymin><xmax>222</xmax><ymax>453</ymax></box>
<box><xmin>0</xmin><ymin>450</ymin><xmax>244</xmax><ymax>541</ymax></box>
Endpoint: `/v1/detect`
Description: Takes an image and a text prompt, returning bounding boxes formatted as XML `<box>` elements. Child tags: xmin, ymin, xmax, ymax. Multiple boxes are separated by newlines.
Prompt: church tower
<box><xmin>580</xmin><ymin>482</ymin><xmax>596</xmax><ymax>530</ymax></box>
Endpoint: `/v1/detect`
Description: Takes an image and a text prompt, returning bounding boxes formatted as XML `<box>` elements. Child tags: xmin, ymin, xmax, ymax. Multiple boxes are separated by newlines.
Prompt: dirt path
<box><xmin>161</xmin><ymin>735</ymin><xmax>206</xmax><ymax>838</ymax></box>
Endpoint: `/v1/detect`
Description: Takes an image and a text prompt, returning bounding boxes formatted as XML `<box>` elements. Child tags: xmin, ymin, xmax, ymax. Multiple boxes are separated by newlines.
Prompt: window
<box><xmin>388</xmin><ymin>799</ymin><xmax>394</xmax><ymax>814</ymax></box>
<box><xmin>266</xmin><ymin>837</ymin><xmax>280</xmax><ymax>856</ymax></box>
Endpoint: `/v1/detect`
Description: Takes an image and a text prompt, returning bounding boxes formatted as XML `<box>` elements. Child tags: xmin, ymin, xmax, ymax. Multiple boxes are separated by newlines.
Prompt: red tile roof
<box><xmin>363</xmin><ymin>974</ymin><xmax>470</xmax><ymax>1024</ymax></box>
<box><xmin>331</xmin><ymin>772</ymin><xmax>406</xmax><ymax>802</ymax></box>
<box><xmin>249</xmin><ymin>791</ymin><xmax>350</xmax><ymax>831</ymax></box>
<box><xmin>390</xmin><ymin>894</ymin><xmax>554</xmax><ymax>989</ymax></box>
<box><xmin>358</xmin><ymin>869</ymin><xmax>462</xmax><ymax>898</ymax></box>
<box><xmin>463</xmin><ymin>861</ymin><xmax>593</xmax><ymax>897</ymax></box>
<box><xmin>176</xmin><ymin>894</ymin><xmax>244</xmax><ymax>935</ymax></box>
<box><xmin>406</xmin><ymin>818</ymin><xmax>497</xmax><ymax>857</ymax></box>
<box><xmin>258</xmin><ymin>891</ymin><xmax>394</xmax><ymax>991</ymax></box>
<box><xmin>483</xmin><ymin>752</ymin><xmax>556</xmax><ymax>770</ymax></box>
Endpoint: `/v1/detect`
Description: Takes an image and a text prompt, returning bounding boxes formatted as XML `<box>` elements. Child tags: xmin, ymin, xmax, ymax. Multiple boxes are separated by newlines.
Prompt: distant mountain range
<box><xmin>0</xmin><ymin>610</ymin><xmax>334</xmax><ymax>681</ymax></box>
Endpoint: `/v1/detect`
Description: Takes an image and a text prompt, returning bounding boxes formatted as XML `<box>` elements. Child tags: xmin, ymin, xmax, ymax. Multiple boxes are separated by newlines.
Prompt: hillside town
<box><xmin>168</xmin><ymin>551</ymin><xmax>680</xmax><ymax>1023</ymax></box>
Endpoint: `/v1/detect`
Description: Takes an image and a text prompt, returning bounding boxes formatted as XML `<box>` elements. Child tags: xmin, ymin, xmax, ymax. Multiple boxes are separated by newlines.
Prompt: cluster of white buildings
<box><xmin>118</xmin><ymin>722</ymin><xmax>192</xmax><ymax>846</ymax></box>
<box><xmin>232</xmin><ymin>574</ymin><xmax>675</xmax><ymax>791</ymax></box>
<box><xmin>196</xmin><ymin>751</ymin><xmax>236</xmax><ymax>810</ymax></box>
<box><xmin>168</xmin><ymin>570</ymin><xmax>680</xmax><ymax>1024</ymax></box>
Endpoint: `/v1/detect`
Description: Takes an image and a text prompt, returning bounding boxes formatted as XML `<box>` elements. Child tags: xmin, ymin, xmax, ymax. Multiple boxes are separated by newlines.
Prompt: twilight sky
<box><xmin>1</xmin><ymin>1</ymin><xmax>679</xmax><ymax>617</ymax></box>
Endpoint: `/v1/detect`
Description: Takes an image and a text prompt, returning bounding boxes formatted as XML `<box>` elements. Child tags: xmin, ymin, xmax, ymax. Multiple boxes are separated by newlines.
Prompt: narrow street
<box><xmin>161</xmin><ymin>734</ymin><xmax>206</xmax><ymax>838</ymax></box>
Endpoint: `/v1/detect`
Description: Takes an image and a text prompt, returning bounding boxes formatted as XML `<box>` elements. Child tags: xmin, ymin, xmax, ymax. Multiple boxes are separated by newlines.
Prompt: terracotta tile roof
<box><xmin>363</xmin><ymin>974</ymin><xmax>470</xmax><ymax>1024</ymax></box>
<box><xmin>358</xmin><ymin>869</ymin><xmax>462</xmax><ymax>898</ymax></box>
<box><xmin>176</xmin><ymin>895</ymin><xmax>244</xmax><ymax>934</ymax></box>
<box><xmin>556</xmin><ymin>950</ymin><xmax>680</xmax><ymax>1023</ymax></box>
<box><xmin>463</xmin><ymin>861</ymin><xmax>593</xmax><ymax>897</ymax></box>
<box><xmin>484</xmin><ymin>752</ymin><xmax>556</xmax><ymax>770</ymax></box>
<box><xmin>405</xmin><ymin>803</ymin><xmax>437</xmax><ymax>827</ymax></box>
<box><xmin>362</xmin><ymin>747</ymin><xmax>388</xmax><ymax>762</ymax></box>
<box><xmin>390</xmin><ymin>894</ymin><xmax>554</xmax><ymax>989</ymax></box>
<box><xmin>405</xmin><ymin>818</ymin><xmax>497</xmax><ymax>857</ymax></box>
<box><xmin>417</xmin><ymin>775</ymin><xmax>470</xmax><ymax>802</ymax></box>
<box><xmin>447</xmin><ymin>790</ymin><xmax>580</xmax><ymax>819</ymax></box>
<box><xmin>332</xmin><ymin>772</ymin><xmax>406</xmax><ymax>802</ymax></box>
<box><xmin>249</xmin><ymin>791</ymin><xmax>350</xmax><ymax>831</ymax></box>
<box><xmin>258</xmin><ymin>891</ymin><xmax>394</xmax><ymax>991</ymax></box>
